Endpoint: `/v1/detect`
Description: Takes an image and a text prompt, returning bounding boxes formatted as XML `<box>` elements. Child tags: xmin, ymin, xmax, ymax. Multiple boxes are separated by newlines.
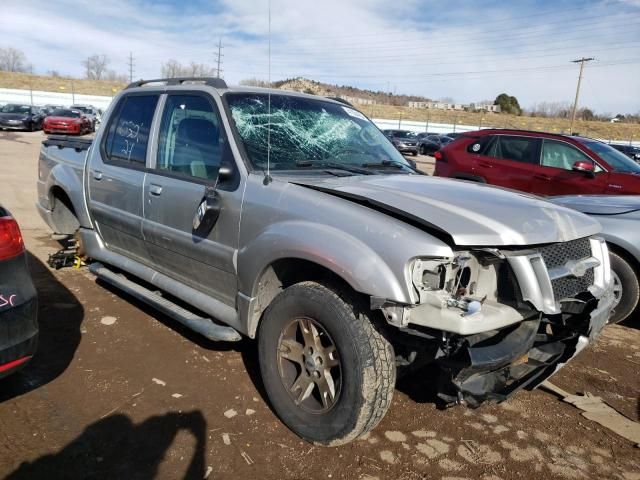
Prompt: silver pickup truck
<box><xmin>37</xmin><ymin>77</ymin><xmax>614</xmax><ymax>446</ymax></box>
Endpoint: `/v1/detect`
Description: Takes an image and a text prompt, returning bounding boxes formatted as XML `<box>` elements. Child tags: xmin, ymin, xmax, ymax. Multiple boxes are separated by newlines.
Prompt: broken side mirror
<box><xmin>218</xmin><ymin>165</ymin><xmax>232</xmax><ymax>181</ymax></box>
<box><xmin>572</xmin><ymin>160</ymin><xmax>595</xmax><ymax>178</ymax></box>
<box><xmin>192</xmin><ymin>186</ymin><xmax>221</xmax><ymax>235</ymax></box>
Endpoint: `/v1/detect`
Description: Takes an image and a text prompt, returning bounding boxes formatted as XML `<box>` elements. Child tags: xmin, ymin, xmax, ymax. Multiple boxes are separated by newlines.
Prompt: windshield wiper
<box><xmin>295</xmin><ymin>160</ymin><xmax>374</xmax><ymax>175</ymax></box>
<box><xmin>361</xmin><ymin>159</ymin><xmax>422</xmax><ymax>173</ymax></box>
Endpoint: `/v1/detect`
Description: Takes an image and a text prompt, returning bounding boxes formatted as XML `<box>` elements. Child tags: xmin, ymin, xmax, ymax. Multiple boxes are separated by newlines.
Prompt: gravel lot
<box><xmin>0</xmin><ymin>130</ymin><xmax>638</xmax><ymax>480</ymax></box>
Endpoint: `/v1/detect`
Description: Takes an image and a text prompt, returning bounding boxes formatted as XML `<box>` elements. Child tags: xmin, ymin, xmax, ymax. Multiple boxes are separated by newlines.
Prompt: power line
<box><xmin>127</xmin><ymin>51</ymin><xmax>135</xmax><ymax>82</ymax></box>
<box><xmin>569</xmin><ymin>57</ymin><xmax>595</xmax><ymax>134</ymax></box>
<box><xmin>214</xmin><ymin>38</ymin><xmax>224</xmax><ymax>78</ymax></box>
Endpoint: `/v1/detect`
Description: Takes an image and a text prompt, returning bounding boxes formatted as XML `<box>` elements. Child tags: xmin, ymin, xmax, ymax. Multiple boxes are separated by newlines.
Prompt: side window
<box><xmin>467</xmin><ymin>135</ymin><xmax>494</xmax><ymax>154</ymax></box>
<box><xmin>541</xmin><ymin>139</ymin><xmax>593</xmax><ymax>171</ymax></box>
<box><xmin>104</xmin><ymin>95</ymin><xmax>159</xmax><ymax>165</ymax></box>
<box><xmin>156</xmin><ymin>95</ymin><xmax>224</xmax><ymax>181</ymax></box>
<box><xmin>488</xmin><ymin>136</ymin><xmax>538</xmax><ymax>164</ymax></box>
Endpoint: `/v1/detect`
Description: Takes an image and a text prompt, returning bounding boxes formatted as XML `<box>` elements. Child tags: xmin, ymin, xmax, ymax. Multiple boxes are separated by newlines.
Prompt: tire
<box><xmin>258</xmin><ymin>281</ymin><xmax>395</xmax><ymax>446</ymax></box>
<box><xmin>609</xmin><ymin>251</ymin><xmax>640</xmax><ymax>324</ymax></box>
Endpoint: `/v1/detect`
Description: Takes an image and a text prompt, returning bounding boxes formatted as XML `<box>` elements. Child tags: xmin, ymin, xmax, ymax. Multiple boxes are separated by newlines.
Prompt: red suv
<box><xmin>435</xmin><ymin>129</ymin><xmax>640</xmax><ymax>195</ymax></box>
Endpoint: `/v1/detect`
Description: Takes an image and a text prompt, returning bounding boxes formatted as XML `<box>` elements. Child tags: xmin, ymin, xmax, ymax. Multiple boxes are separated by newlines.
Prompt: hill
<box><xmin>1</xmin><ymin>72</ymin><xmax>638</xmax><ymax>141</ymax></box>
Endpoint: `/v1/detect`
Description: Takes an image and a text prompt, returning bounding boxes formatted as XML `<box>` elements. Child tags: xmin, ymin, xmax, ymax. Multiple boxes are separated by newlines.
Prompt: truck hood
<box><xmin>294</xmin><ymin>175</ymin><xmax>601</xmax><ymax>246</ymax></box>
<box><xmin>551</xmin><ymin>195</ymin><xmax>640</xmax><ymax>215</ymax></box>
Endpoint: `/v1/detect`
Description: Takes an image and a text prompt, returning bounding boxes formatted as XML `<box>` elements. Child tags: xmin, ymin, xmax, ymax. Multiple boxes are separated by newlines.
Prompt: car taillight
<box><xmin>434</xmin><ymin>151</ymin><xmax>444</xmax><ymax>161</ymax></box>
<box><xmin>0</xmin><ymin>216</ymin><xmax>25</xmax><ymax>260</ymax></box>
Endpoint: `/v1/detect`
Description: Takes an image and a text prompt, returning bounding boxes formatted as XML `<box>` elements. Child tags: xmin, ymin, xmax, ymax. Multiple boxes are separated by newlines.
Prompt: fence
<box><xmin>1</xmin><ymin>87</ymin><xmax>638</xmax><ymax>147</ymax></box>
<box><xmin>0</xmin><ymin>88</ymin><xmax>114</xmax><ymax>110</ymax></box>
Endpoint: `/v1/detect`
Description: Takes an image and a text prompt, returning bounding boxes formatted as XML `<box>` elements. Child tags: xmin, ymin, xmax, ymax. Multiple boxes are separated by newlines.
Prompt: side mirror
<box><xmin>407</xmin><ymin>158</ymin><xmax>417</xmax><ymax>169</ymax></box>
<box><xmin>192</xmin><ymin>187</ymin><xmax>221</xmax><ymax>235</ymax></box>
<box><xmin>572</xmin><ymin>160</ymin><xmax>595</xmax><ymax>177</ymax></box>
<box><xmin>218</xmin><ymin>165</ymin><xmax>232</xmax><ymax>181</ymax></box>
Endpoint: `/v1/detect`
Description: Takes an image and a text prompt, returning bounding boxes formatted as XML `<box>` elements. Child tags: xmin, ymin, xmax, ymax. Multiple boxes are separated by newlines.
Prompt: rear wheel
<box><xmin>609</xmin><ymin>251</ymin><xmax>639</xmax><ymax>324</ymax></box>
<box><xmin>258</xmin><ymin>281</ymin><xmax>395</xmax><ymax>446</ymax></box>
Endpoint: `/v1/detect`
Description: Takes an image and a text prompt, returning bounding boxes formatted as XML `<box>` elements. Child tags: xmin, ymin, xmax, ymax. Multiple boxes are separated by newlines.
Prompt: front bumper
<box><xmin>395</xmin><ymin>145</ymin><xmax>418</xmax><ymax>153</ymax></box>
<box><xmin>438</xmin><ymin>283</ymin><xmax>614</xmax><ymax>407</ymax></box>
<box><xmin>0</xmin><ymin>121</ymin><xmax>28</xmax><ymax>130</ymax></box>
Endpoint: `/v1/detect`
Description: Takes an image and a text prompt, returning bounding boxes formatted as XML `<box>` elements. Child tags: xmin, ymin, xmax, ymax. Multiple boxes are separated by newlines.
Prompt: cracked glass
<box><xmin>225</xmin><ymin>93</ymin><xmax>409</xmax><ymax>172</ymax></box>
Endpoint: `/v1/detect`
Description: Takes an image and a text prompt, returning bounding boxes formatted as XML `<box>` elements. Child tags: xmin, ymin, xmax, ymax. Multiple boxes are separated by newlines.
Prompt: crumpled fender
<box><xmin>238</xmin><ymin>219</ymin><xmax>412</xmax><ymax>304</ymax></box>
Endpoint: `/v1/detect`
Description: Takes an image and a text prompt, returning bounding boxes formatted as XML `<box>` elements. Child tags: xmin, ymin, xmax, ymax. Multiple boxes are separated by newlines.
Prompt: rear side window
<box><xmin>486</xmin><ymin>135</ymin><xmax>539</xmax><ymax>164</ymax></box>
<box><xmin>466</xmin><ymin>135</ymin><xmax>494</xmax><ymax>154</ymax></box>
<box><xmin>104</xmin><ymin>95</ymin><xmax>159</xmax><ymax>165</ymax></box>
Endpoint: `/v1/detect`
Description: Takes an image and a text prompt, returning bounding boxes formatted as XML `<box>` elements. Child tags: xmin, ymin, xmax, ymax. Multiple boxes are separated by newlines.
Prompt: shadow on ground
<box><xmin>5</xmin><ymin>410</ymin><xmax>207</xmax><ymax>480</ymax></box>
<box><xmin>0</xmin><ymin>251</ymin><xmax>83</xmax><ymax>402</ymax></box>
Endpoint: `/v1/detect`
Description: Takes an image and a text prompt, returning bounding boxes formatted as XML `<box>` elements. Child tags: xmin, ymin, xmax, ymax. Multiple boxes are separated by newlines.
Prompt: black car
<box><xmin>0</xmin><ymin>207</ymin><xmax>38</xmax><ymax>379</ymax></box>
<box><xmin>0</xmin><ymin>104</ymin><xmax>45</xmax><ymax>131</ymax></box>
<box><xmin>382</xmin><ymin>129</ymin><xmax>419</xmax><ymax>155</ymax></box>
<box><xmin>610</xmin><ymin>143</ymin><xmax>640</xmax><ymax>162</ymax></box>
<box><xmin>418</xmin><ymin>134</ymin><xmax>454</xmax><ymax>155</ymax></box>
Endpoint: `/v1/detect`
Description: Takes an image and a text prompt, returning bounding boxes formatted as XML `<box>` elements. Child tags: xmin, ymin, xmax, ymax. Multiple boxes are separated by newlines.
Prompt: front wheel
<box><xmin>609</xmin><ymin>251</ymin><xmax>639</xmax><ymax>324</ymax></box>
<box><xmin>258</xmin><ymin>282</ymin><xmax>395</xmax><ymax>446</ymax></box>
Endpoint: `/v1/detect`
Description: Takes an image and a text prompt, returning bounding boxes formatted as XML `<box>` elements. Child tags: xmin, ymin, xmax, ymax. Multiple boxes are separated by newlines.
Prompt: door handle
<box><xmin>149</xmin><ymin>184</ymin><xmax>163</xmax><ymax>196</ymax></box>
<box><xmin>478</xmin><ymin>161</ymin><xmax>493</xmax><ymax>168</ymax></box>
<box><xmin>534</xmin><ymin>174</ymin><xmax>551</xmax><ymax>181</ymax></box>
<box><xmin>93</xmin><ymin>170</ymin><xmax>103</xmax><ymax>181</ymax></box>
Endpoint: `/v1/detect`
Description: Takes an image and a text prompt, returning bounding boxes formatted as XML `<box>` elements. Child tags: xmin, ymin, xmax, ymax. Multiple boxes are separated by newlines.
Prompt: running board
<box><xmin>89</xmin><ymin>263</ymin><xmax>242</xmax><ymax>342</ymax></box>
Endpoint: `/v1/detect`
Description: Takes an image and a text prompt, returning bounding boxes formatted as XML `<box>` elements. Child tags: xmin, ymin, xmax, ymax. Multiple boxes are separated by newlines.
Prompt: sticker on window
<box><xmin>341</xmin><ymin>106</ymin><xmax>367</xmax><ymax>121</ymax></box>
<box><xmin>471</xmin><ymin>143</ymin><xmax>481</xmax><ymax>152</ymax></box>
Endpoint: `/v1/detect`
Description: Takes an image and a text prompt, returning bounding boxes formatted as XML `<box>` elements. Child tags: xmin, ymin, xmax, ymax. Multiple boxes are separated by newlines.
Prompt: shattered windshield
<box><xmin>225</xmin><ymin>93</ymin><xmax>409</xmax><ymax>172</ymax></box>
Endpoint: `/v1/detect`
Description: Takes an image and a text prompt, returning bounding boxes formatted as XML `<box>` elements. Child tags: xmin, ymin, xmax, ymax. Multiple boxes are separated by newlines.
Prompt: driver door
<box><xmin>142</xmin><ymin>92</ymin><xmax>241</xmax><ymax>306</ymax></box>
<box><xmin>531</xmin><ymin>139</ymin><xmax>608</xmax><ymax>195</ymax></box>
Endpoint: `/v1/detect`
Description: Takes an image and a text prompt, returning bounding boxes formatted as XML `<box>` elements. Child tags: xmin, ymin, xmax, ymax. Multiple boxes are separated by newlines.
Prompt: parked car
<box><xmin>43</xmin><ymin>109</ymin><xmax>93</xmax><ymax>135</ymax></box>
<box><xmin>419</xmin><ymin>134</ymin><xmax>454</xmax><ymax>155</ymax></box>
<box><xmin>446</xmin><ymin>132</ymin><xmax>462</xmax><ymax>139</ymax></box>
<box><xmin>0</xmin><ymin>206</ymin><xmax>38</xmax><ymax>379</ymax></box>
<box><xmin>70</xmin><ymin>104</ymin><xmax>99</xmax><ymax>131</ymax></box>
<box><xmin>435</xmin><ymin>129</ymin><xmax>640</xmax><ymax>195</ymax></box>
<box><xmin>37</xmin><ymin>78</ymin><xmax>614</xmax><ymax>445</ymax></box>
<box><xmin>382</xmin><ymin>129</ymin><xmax>419</xmax><ymax>155</ymax></box>
<box><xmin>610</xmin><ymin>143</ymin><xmax>640</xmax><ymax>162</ymax></box>
<box><xmin>0</xmin><ymin>104</ymin><xmax>45</xmax><ymax>131</ymax></box>
<box><xmin>551</xmin><ymin>195</ymin><xmax>640</xmax><ymax>324</ymax></box>
<box><xmin>42</xmin><ymin>104</ymin><xmax>66</xmax><ymax>116</ymax></box>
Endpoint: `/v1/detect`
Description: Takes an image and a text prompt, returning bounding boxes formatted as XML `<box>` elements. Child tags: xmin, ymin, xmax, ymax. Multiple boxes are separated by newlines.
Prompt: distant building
<box><xmin>338</xmin><ymin>94</ymin><xmax>376</xmax><ymax>106</ymax></box>
<box><xmin>407</xmin><ymin>100</ymin><xmax>499</xmax><ymax>112</ymax></box>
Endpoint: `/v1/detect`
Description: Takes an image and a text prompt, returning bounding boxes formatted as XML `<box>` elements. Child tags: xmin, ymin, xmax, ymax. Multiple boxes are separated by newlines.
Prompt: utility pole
<box><xmin>569</xmin><ymin>57</ymin><xmax>594</xmax><ymax>134</ymax></box>
<box><xmin>127</xmin><ymin>52</ymin><xmax>135</xmax><ymax>83</ymax></box>
<box><xmin>214</xmin><ymin>38</ymin><xmax>224</xmax><ymax>78</ymax></box>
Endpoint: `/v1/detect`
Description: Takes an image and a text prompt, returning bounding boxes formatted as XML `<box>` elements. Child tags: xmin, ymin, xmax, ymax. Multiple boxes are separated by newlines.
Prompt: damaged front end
<box><xmin>382</xmin><ymin>236</ymin><xmax>614</xmax><ymax>408</ymax></box>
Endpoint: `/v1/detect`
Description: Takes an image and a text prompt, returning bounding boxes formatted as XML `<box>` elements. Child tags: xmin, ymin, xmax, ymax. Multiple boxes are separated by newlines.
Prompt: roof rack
<box><xmin>125</xmin><ymin>77</ymin><xmax>228</xmax><ymax>90</ymax></box>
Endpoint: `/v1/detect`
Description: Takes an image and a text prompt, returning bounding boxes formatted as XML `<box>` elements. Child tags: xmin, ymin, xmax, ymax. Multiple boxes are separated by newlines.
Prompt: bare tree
<box><xmin>82</xmin><ymin>54</ymin><xmax>110</xmax><ymax>80</ymax></box>
<box><xmin>161</xmin><ymin>59</ymin><xmax>184</xmax><ymax>78</ymax></box>
<box><xmin>161</xmin><ymin>59</ymin><xmax>215</xmax><ymax>78</ymax></box>
<box><xmin>239</xmin><ymin>78</ymin><xmax>272</xmax><ymax>87</ymax></box>
<box><xmin>0</xmin><ymin>47</ymin><xmax>29</xmax><ymax>72</ymax></box>
<box><xmin>104</xmin><ymin>70</ymin><xmax>128</xmax><ymax>83</ymax></box>
<box><xmin>186</xmin><ymin>62</ymin><xmax>215</xmax><ymax>77</ymax></box>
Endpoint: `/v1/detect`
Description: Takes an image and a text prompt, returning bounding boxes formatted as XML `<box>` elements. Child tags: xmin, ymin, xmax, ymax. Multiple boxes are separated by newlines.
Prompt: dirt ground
<box><xmin>0</xmin><ymin>130</ymin><xmax>638</xmax><ymax>480</ymax></box>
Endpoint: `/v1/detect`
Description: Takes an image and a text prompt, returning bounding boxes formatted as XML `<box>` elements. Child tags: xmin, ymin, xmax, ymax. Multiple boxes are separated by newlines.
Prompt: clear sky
<box><xmin>1</xmin><ymin>0</ymin><xmax>639</xmax><ymax>114</ymax></box>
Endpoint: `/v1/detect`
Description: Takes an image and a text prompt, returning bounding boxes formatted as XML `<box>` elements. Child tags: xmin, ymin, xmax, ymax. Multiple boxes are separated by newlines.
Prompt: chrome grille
<box><xmin>539</xmin><ymin>238</ymin><xmax>594</xmax><ymax>301</ymax></box>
